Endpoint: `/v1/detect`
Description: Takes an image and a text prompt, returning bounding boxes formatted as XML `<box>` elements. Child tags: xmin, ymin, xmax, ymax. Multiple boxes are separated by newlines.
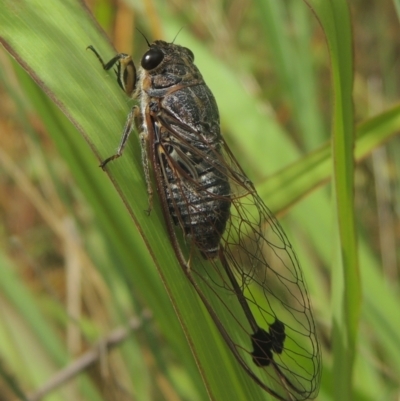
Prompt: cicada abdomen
<box><xmin>160</xmin><ymin>140</ymin><xmax>232</xmax><ymax>258</ymax></box>
<box><xmin>88</xmin><ymin>39</ymin><xmax>321</xmax><ymax>401</ymax></box>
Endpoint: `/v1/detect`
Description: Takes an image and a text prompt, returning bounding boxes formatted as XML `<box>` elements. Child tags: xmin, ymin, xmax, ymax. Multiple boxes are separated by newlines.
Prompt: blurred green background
<box><xmin>0</xmin><ymin>0</ymin><xmax>399</xmax><ymax>400</ymax></box>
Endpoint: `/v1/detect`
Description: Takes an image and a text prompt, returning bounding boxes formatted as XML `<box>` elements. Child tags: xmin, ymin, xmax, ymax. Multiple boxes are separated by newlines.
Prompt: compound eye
<box><xmin>141</xmin><ymin>47</ymin><xmax>164</xmax><ymax>70</ymax></box>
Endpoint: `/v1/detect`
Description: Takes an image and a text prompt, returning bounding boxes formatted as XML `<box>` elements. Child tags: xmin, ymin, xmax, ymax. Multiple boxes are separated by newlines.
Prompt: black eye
<box><xmin>141</xmin><ymin>47</ymin><xmax>164</xmax><ymax>70</ymax></box>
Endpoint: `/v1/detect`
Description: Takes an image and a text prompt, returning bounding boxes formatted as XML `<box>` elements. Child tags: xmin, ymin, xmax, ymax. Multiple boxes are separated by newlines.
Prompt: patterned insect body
<box><xmin>139</xmin><ymin>41</ymin><xmax>231</xmax><ymax>258</ymax></box>
<box><xmin>88</xmin><ymin>39</ymin><xmax>321</xmax><ymax>401</ymax></box>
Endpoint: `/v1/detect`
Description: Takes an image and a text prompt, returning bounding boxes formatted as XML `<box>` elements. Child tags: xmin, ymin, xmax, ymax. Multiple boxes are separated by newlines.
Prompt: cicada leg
<box><xmin>99</xmin><ymin>105</ymin><xmax>154</xmax><ymax>214</ymax></box>
<box><xmin>87</xmin><ymin>45</ymin><xmax>136</xmax><ymax>96</ymax></box>
<box><xmin>100</xmin><ymin>106</ymin><xmax>137</xmax><ymax>169</ymax></box>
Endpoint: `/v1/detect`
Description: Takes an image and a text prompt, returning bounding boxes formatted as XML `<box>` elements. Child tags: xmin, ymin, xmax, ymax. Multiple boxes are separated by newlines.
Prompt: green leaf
<box><xmin>258</xmin><ymin>105</ymin><xmax>400</xmax><ymax>215</ymax></box>
<box><xmin>0</xmin><ymin>1</ymin><xmax>263</xmax><ymax>399</ymax></box>
<box><xmin>2</xmin><ymin>1</ymin><xmax>400</xmax><ymax>401</ymax></box>
<box><xmin>303</xmin><ymin>1</ymin><xmax>360</xmax><ymax>400</ymax></box>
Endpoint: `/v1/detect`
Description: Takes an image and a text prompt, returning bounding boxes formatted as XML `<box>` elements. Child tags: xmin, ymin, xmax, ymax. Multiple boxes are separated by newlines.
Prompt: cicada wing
<box><xmin>152</xmin><ymin>113</ymin><xmax>321</xmax><ymax>400</ymax></box>
<box><xmin>222</xmin><ymin>188</ymin><xmax>321</xmax><ymax>399</ymax></box>
<box><xmin>197</xmin><ymin>150</ymin><xmax>321</xmax><ymax>399</ymax></box>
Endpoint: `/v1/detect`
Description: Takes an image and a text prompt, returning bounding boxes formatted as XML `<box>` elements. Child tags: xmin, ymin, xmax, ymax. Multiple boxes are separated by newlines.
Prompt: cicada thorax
<box><xmin>140</xmin><ymin>41</ymin><xmax>231</xmax><ymax>258</ymax></box>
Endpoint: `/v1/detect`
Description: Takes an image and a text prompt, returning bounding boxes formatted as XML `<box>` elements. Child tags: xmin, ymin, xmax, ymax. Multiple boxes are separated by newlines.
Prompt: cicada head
<box><xmin>139</xmin><ymin>41</ymin><xmax>202</xmax><ymax>93</ymax></box>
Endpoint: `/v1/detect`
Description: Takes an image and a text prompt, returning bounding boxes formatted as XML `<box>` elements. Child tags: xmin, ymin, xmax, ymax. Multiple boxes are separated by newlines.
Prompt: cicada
<box><xmin>88</xmin><ymin>38</ymin><xmax>321</xmax><ymax>400</ymax></box>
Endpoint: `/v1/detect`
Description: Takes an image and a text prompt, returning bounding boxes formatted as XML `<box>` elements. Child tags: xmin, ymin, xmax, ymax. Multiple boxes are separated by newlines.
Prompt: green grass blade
<box><xmin>304</xmin><ymin>1</ymin><xmax>361</xmax><ymax>400</ymax></box>
<box><xmin>253</xmin><ymin>0</ymin><xmax>326</xmax><ymax>149</ymax></box>
<box><xmin>0</xmin><ymin>251</ymin><xmax>104</xmax><ymax>401</ymax></box>
<box><xmin>258</xmin><ymin>105</ymin><xmax>400</xmax><ymax>215</ymax></box>
<box><xmin>2</xmin><ymin>1</ymin><xmax>399</xmax><ymax>400</ymax></box>
<box><xmin>0</xmin><ymin>1</ymin><xmax>267</xmax><ymax>399</ymax></box>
